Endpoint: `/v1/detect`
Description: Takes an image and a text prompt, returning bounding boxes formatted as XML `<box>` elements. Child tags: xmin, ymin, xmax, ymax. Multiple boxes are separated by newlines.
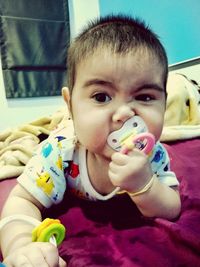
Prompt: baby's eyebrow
<box><xmin>84</xmin><ymin>79</ymin><xmax>113</xmax><ymax>88</ymax></box>
<box><xmin>83</xmin><ymin>79</ymin><xmax>165</xmax><ymax>93</ymax></box>
<box><xmin>135</xmin><ymin>83</ymin><xmax>164</xmax><ymax>93</ymax></box>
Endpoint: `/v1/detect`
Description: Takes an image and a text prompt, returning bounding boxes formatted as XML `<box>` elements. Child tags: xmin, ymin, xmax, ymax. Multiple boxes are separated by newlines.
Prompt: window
<box><xmin>0</xmin><ymin>0</ymin><xmax>70</xmax><ymax>98</ymax></box>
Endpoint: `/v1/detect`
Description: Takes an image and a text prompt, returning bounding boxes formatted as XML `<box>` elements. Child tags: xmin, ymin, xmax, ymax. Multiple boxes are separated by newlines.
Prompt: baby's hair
<box><xmin>67</xmin><ymin>14</ymin><xmax>168</xmax><ymax>93</ymax></box>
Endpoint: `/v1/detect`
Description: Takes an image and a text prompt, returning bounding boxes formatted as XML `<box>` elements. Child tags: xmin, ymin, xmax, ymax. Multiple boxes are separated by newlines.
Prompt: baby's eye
<box><xmin>135</xmin><ymin>94</ymin><xmax>155</xmax><ymax>102</ymax></box>
<box><xmin>92</xmin><ymin>93</ymin><xmax>111</xmax><ymax>103</ymax></box>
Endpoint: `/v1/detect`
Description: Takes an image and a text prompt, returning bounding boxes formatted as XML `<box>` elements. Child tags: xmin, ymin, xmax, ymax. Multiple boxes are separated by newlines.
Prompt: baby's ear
<box><xmin>62</xmin><ymin>87</ymin><xmax>70</xmax><ymax>106</ymax></box>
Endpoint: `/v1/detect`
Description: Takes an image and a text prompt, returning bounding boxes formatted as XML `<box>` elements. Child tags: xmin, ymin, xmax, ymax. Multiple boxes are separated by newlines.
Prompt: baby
<box><xmin>0</xmin><ymin>14</ymin><xmax>181</xmax><ymax>267</ymax></box>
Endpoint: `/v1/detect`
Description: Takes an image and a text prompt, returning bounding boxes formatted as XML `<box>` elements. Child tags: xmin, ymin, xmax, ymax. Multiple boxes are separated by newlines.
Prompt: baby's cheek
<box><xmin>148</xmin><ymin>120</ymin><xmax>164</xmax><ymax>141</ymax></box>
<box><xmin>84</xmin><ymin>131</ymin><xmax>106</xmax><ymax>151</ymax></box>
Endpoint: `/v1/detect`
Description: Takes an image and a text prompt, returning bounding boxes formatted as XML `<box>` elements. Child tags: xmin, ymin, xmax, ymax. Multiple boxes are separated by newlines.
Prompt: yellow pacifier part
<box><xmin>120</xmin><ymin>131</ymin><xmax>136</xmax><ymax>150</ymax></box>
<box><xmin>32</xmin><ymin>218</ymin><xmax>66</xmax><ymax>246</ymax></box>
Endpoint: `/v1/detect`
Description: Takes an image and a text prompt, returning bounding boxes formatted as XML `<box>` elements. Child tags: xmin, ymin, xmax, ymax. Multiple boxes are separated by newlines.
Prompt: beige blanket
<box><xmin>0</xmin><ymin>73</ymin><xmax>200</xmax><ymax>180</ymax></box>
<box><xmin>0</xmin><ymin>108</ymin><xmax>67</xmax><ymax>180</ymax></box>
<box><xmin>160</xmin><ymin>73</ymin><xmax>200</xmax><ymax>141</ymax></box>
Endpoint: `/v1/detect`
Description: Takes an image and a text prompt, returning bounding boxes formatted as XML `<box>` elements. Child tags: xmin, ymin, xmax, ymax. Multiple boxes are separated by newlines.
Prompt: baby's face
<box><xmin>70</xmin><ymin>48</ymin><xmax>166</xmax><ymax>159</ymax></box>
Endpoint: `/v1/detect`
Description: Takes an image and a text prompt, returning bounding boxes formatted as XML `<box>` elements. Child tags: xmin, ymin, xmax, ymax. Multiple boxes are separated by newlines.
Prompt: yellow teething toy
<box><xmin>32</xmin><ymin>218</ymin><xmax>66</xmax><ymax>246</ymax></box>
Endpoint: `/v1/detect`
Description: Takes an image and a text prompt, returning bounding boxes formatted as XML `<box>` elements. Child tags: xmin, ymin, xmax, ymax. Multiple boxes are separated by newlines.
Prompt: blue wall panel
<box><xmin>99</xmin><ymin>0</ymin><xmax>200</xmax><ymax>64</ymax></box>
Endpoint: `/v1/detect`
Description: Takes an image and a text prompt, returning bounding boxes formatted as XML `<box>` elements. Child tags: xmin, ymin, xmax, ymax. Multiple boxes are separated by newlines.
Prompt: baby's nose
<box><xmin>112</xmin><ymin>105</ymin><xmax>135</xmax><ymax>123</ymax></box>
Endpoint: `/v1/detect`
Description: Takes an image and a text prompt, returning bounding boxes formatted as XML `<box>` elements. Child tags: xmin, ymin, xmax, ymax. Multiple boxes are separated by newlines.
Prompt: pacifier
<box><xmin>107</xmin><ymin>116</ymin><xmax>155</xmax><ymax>155</ymax></box>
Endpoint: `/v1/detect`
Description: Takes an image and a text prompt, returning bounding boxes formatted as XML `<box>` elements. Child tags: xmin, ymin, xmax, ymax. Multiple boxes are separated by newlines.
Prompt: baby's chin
<box><xmin>87</xmin><ymin>145</ymin><xmax>114</xmax><ymax>161</ymax></box>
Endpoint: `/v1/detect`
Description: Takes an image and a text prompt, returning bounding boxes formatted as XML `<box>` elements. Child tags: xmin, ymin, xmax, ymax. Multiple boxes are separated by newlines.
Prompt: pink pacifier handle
<box><xmin>121</xmin><ymin>132</ymin><xmax>155</xmax><ymax>154</ymax></box>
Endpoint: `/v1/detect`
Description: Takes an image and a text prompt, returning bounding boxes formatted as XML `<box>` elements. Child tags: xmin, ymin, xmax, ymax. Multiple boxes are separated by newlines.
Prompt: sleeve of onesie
<box><xmin>150</xmin><ymin>142</ymin><xmax>179</xmax><ymax>187</ymax></box>
<box><xmin>17</xmin><ymin>129</ymin><xmax>75</xmax><ymax>208</ymax></box>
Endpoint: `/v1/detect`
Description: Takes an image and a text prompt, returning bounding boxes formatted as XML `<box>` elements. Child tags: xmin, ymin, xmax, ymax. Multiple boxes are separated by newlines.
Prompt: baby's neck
<box><xmin>86</xmin><ymin>151</ymin><xmax>115</xmax><ymax>195</ymax></box>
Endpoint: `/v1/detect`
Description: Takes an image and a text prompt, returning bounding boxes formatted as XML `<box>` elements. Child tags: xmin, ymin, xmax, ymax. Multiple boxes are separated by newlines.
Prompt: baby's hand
<box><xmin>3</xmin><ymin>242</ymin><xmax>66</xmax><ymax>267</ymax></box>
<box><xmin>109</xmin><ymin>148</ymin><xmax>153</xmax><ymax>193</ymax></box>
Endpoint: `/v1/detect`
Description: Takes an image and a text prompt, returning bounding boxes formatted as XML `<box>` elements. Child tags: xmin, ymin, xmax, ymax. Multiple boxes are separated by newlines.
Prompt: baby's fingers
<box><xmin>4</xmin><ymin>254</ymin><xmax>32</xmax><ymax>267</ymax></box>
<box><xmin>108</xmin><ymin>161</ymin><xmax>127</xmax><ymax>187</ymax></box>
<box><xmin>3</xmin><ymin>242</ymin><xmax>66</xmax><ymax>267</ymax></box>
<box><xmin>3</xmin><ymin>243</ymin><xmax>50</xmax><ymax>267</ymax></box>
<box><xmin>111</xmin><ymin>152</ymin><xmax>129</xmax><ymax>165</ymax></box>
<box><xmin>59</xmin><ymin>256</ymin><xmax>67</xmax><ymax>267</ymax></box>
<box><xmin>32</xmin><ymin>243</ymin><xmax>67</xmax><ymax>267</ymax></box>
<box><xmin>35</xmin><ymin>242</ymin><xmax>67</xmax><ymax>267</ymax></box>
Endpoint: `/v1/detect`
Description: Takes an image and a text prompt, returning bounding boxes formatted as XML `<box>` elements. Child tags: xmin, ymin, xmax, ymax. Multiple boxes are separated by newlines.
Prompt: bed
<box><xmin>1</xmin><ymin>73</ymin><xmax>200</xmax><ymax>266</ymax></box>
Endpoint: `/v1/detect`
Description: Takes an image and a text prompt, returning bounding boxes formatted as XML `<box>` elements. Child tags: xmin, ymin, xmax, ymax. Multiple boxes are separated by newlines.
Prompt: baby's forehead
<box><xmin>75</xmin><ymin>46</ymin><xmax>166</xmax><ymax>90</ymax></box>
<box><xmin>78</xmin><ymin>44</ymin><xmax>160</xmax><ymax>63</ymax></box>
<box><xmin>77</xmin><ymin>46</ymin><xmax>162</xmax><ymax>72</ymax></box>
<box><xmin>76</xmin><ymin>51</ymin><xmax>165</xmax><ymax>89</ymax></box>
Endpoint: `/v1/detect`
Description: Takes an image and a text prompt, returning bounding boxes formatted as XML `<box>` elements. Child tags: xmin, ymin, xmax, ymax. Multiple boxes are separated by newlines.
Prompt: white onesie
<box><xmin>18</xmin><ymin>119</ymin><xmax>179</xmax><ymax>208</ymax></box>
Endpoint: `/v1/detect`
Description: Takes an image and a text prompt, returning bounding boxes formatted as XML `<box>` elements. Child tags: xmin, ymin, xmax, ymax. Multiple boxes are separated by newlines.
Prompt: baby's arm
<box><xmin>109</xmin><ymin>149</ymin><xmax>181</xmax><ymax>220</ymax></box>
<box><xmin>129</xmin><ymin>178</ymin><xmax>181</xmax><ymax>219</ymax></box>
<box><xmin>0</xmin><ymin>184</ymin><xmax>66</xmax><ymax>267</ymax></box>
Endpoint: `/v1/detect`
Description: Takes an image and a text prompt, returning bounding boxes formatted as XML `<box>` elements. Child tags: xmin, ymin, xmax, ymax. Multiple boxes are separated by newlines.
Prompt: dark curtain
<box><xmin>0</xmin><ymin>0</ymin><xmax>70</xmax><ymax>98</ymax></box>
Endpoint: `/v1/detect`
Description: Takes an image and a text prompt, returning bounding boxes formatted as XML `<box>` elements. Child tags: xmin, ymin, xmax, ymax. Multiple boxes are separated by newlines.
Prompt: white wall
<box><xmin>0</xmin><ymin>0</ymin><xmax>100</xmax><ymax>131</ymax></box>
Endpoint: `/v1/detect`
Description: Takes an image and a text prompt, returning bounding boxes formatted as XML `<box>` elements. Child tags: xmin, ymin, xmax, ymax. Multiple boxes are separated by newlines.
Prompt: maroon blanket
<box><xmin>42</xmin><ymin>139</ymin><xmax>200</xmax><ymax>266</ymax></box>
